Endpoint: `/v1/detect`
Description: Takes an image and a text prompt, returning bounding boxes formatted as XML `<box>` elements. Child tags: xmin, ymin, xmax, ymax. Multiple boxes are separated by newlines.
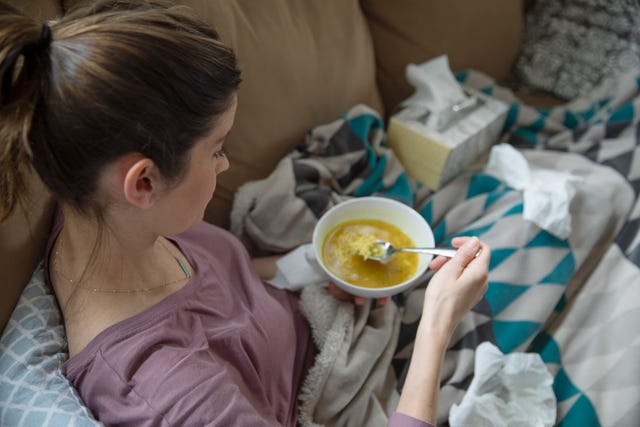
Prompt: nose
<box><xmin>216</xmin><ymin>156</ymin><xmax>230</xmax><ymax>174</ymax></box>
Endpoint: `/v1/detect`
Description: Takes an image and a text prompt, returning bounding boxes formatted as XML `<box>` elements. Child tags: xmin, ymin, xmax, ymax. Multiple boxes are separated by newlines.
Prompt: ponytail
<box><xmin>2</xmin><ymin>0</ymin><xmax>240</xmax><ymax>220</ymax></box>
<box><xmin>0</xmin><ymin>2</ymin><xmax>52</xmax><ymax>221</ymax></box>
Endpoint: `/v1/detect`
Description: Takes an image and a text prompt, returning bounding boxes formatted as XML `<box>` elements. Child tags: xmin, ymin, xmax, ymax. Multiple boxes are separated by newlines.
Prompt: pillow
<box><xmin>0</xmin><ymin>262</ymin><xmax>102</xmax><ymax>427</ymax></box>
<box><xmin>514</xmin><ymin>0</ymin><xmax>640</xmax><ymax>100</ymax></box>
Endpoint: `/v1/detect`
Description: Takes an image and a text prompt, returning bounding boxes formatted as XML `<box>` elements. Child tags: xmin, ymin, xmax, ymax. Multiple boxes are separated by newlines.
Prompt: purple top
<box><xmin>46</xmin><ymin>212</ymin><xmax>433</xmax><ymax>427</ymax></box>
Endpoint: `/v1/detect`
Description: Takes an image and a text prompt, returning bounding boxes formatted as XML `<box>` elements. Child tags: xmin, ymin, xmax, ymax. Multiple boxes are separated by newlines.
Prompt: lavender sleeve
<box><xmin>388</xmin><ymin>412</ymin><xmax>436</xmax><ymax>427</ymax></box>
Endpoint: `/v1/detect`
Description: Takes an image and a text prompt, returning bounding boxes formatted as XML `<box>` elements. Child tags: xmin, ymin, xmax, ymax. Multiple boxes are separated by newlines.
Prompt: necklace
<box><xmin>52</xmin><ymin>234</ymin><xmax>192</xmax><ymax>294</ymax></box>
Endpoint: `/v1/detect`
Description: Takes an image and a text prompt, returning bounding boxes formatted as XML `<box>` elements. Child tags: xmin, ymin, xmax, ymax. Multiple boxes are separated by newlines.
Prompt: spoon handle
<box><xmin>398</xmin><ymin>248</ymin><xmax>457</xmax><ymax>258</ymax></box>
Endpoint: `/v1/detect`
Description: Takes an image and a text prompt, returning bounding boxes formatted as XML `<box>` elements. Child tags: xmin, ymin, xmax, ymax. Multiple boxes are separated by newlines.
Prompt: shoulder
<box><xmin>174</xmin><ymin>221</ymin><xmax>248</xmax><ymax>257</ymax></box>
<box><xmin>179</xmin><ymin>220</ymin><xmax>236</xmax><ymax>240</ymax></box>
<box><xmin>171</xmin><ymin>221</ymin><xmax>255</xmax><ymax>279</ymax></box>
<box><xmin>388</xmin><ymin>413</ymin><xmax>436</xmax><ymax>427</ymax></box>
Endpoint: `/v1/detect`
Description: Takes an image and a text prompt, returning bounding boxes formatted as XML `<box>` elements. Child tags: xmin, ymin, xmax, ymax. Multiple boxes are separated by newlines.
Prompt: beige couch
<box><xmin>2</xmin><ymin>0</ymin><xmax>540</xmax><ymax>332</ymax></box>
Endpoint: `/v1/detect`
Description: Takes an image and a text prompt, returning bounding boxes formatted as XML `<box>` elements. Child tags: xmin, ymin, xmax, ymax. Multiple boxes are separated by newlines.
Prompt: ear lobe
<box><xmin>123</xmin><ymin>158</ymin><xmax>159</xmax><ymax>209</ymax></box>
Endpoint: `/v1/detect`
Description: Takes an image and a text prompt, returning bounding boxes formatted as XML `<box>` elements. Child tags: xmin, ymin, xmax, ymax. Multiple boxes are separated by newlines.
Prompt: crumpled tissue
<box><xmin>401</xmin><ymin>55</ymin><xmax>475</xmax><ymax>131</ymax></box>
<box><xmin>485</xmin><ymin>144</ymin><xmax>582</xmax><ymax>240</ymax></box>
<box><xmin>266</xmin><ymin>243</ymin><xmax>327</xmax><ymax>291</ymax></box>
<box><xmin>449</xmin><ymin>341</ymin><xmax>556</xmax><ymax>427</ymax></box>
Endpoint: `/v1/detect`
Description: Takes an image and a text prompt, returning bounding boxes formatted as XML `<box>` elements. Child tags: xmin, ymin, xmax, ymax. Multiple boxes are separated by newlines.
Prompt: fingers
<box><xmin>327</xmin><ymin>282</ymin><xmax>354</xmax><ymax>302</ymax></box>
<box><xmin>457</xmin><ymin>240</ymin><xmax>490</xmax><ymax>305</ymax></box>
<box><xmin>354</xmin><ymin>296</ymin><xmax>389</xmax><ymax>306</ymax></box>
<box><xmin>376</xmin><ymin>296</ymin><xmax>390</xmax><ymax>306</ymax></box>
<box><xmin>469</xmin><ymin>240</ymin><xmax>490</xmax><ymax>266</ymax></box>
<box><xmin>429</xmin><ymin>256</ymin><xmax>448</xmax><ymax>270</ymax></box>
<box><xmin>420</xmin><ymin>237</ymin><xmax>490</xmax><ymax>333</ymax></box>
<box><xmin>250</xmin><ymin>255</ymin><xmax>282</xmax><ymax>280</ymax></box>
<box><xmin>450</xmin><ymin>236</ymin><xmax>472</xmax><ymax>248</ymax></box>
<box><xmin>327</xmin><ymin>282</ymin><xmax>390</xmax><ymax>306</ymax></box>
<box><xmin>453</xmin><ymin>237</ymin><xmax>482</xmax><ymax>267</ymax></box>
<box><xmin>460</xmin><ymin>241</ymin><xmax>490</xmax><ymax>286</ymax></box>
<box><xmin>429</xmin><ymin>236</ymin><xmax>491</xmax><ymax>272</ymax></box>
<box><xmin>433</xmin><ymin>237</ymin><xmax>482</xmax><ymax>277</ymax></box>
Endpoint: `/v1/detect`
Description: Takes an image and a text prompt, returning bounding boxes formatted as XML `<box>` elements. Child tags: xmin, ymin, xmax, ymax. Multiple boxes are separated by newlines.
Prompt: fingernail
<box><xmin>464</xmin><ymin>236</ymin><xmax>480</xmax><ymax>251</ymax></box>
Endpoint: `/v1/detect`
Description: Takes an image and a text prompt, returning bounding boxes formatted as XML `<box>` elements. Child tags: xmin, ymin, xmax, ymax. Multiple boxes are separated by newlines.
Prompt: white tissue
<box><xmin>401</xmin><ymin>55</ymin><xmax>472</xmax><ymax>130</ymax></box>
<box><xmin>266</xmin><ymin>243</ymin><xmax>328</xmax><ymax>291</ymax></box>
<box><xmin>486</xmin><ymin>144</ymin><xmax>581</xmax><ymax>240</ymax></box>
<box><xmin>449</xmin><ymin>342</ymin><xmax>556</xmax><ymax>427</ymax></box>
<box><xmin>403</xmin><ymin>55</ymin><xmax>468</xmax><ymax>111</ymax></box>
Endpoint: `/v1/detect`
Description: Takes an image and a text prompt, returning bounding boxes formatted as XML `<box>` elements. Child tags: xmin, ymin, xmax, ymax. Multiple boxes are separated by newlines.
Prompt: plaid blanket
<box><xmin>231</xmin><ymin>70</ymin><xmax>640</xmax><ymax>426</ymax></box>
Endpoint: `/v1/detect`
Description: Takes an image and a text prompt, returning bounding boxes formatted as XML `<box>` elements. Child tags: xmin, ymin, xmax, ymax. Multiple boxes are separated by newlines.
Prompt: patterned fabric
<box><xmin>232</xmin><ymin>75</ymin><xmax>640</xmax><ymax>426</ymax></box>
<box><xmin>396</xmin><ymin>157</ymin><xmax>633</xmax><ymax>426</ymax></box>
<box><xmin>0</xmin><ymin>263</ymin><xmax>102</xmax><ymax>427</ymax></box>
<box><xmin>456</xmin><ymin>69</ymin><xmax>640</xmax><ymax>426</ymax></box>
<box><xmin>231</xmin><ymin>104</ymin><xmax>430</xmax><ymax>254</ymax></box>
<box><xmin>514</xmin><ymin>0</ymin><xmax>640</xmax><ymax>100</ymax></box>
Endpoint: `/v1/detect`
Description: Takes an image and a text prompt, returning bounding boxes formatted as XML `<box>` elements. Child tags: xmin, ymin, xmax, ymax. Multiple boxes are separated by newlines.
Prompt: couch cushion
<box><xmin>6</xmin><ymin>0</ymin><xmax>61</xmax><ymax>20</ymax></box>
<box><xmin>361</xmin><ymin>0</ymin><xmax>525</xmax><ymax>115</ymax></box>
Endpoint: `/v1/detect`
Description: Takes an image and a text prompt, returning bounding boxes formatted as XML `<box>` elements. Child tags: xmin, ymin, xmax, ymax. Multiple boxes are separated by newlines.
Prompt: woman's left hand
<box><xmin>254</xmin><ymin>256</ymin><xmax>391</xmax><ymax>306</ymax></box>
<box><xmin>250</xmin><ymin>255</ymin><xmax>282</xmax><ymax>280</ymax></box>
<box><xmin>327</xmin><ymin>281</ymin><xmax>390</xmax><ymax>306</ymax></box>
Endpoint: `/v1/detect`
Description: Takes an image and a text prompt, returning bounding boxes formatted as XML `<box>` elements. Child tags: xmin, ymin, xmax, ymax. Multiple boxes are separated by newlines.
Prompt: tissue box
<box><xmin>387</xmin><ymin>89</ymin><xmax>508</xmax><ymax>190</ymax></box>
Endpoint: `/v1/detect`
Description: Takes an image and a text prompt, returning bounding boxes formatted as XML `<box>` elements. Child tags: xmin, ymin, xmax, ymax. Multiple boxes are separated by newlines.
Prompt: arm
<box><xmin>253</xmin><ymin>254</ymin><xmax>393</xmax><ymax>306</ymax></box>
<box><xmin>250</xmin><ymin>255</ymin><xmax>282</xmax><ymax>280</ymax></box>
<box><xmin>395</xmin><ymin>236</ymin><xmax>490</xmax><ymax>425</ymax></box>
<box><xmin>389</xmin><ymin>412</ymin><xmax>437</xmax><ymax>427</ymax></box>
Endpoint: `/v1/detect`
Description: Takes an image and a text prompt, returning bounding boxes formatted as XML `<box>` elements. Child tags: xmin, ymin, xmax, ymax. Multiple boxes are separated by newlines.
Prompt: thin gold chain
<box><xmin>52</xmin><ymin>234</ymin><xmax>192</xmax><ymax>294</ymax></box>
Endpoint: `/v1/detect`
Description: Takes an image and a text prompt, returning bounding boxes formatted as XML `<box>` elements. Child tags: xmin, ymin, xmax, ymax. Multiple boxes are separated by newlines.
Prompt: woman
<box><xmin>0</xmin><ymin>1</ymin><xmax>490</xmax><ymax>426</ymax></box>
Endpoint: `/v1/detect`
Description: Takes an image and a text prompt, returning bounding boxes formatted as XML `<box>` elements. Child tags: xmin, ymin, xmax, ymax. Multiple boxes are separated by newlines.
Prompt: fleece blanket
<box><xmin>296</xmin><ymin>283</ymin><xmax>402</xmax><ymax>427</ymax></box>
<box><xmin>231</xmin><ymin>71</ymin><xmax>640</xmax><ymax>426</ymax></box>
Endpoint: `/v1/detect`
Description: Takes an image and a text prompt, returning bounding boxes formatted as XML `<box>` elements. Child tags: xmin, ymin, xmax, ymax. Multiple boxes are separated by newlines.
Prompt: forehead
<box><xmin>209</xmin><ymin>95</ymin><xmax>238</xmax><ymax>140</ymax></box>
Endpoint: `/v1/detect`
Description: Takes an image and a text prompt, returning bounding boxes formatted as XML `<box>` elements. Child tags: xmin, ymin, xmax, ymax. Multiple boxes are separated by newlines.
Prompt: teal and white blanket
<box><xmin>231</xmin><ymin>70</ymin><xmax>640</xmax><ymax>427</ymax></box>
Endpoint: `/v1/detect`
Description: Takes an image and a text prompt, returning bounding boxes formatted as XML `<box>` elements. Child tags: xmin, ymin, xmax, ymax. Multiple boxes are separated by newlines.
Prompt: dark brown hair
<box><xmin>0</xmin><ymin>0</ymin><xmax>241</xmax><ymax>220</ymax></box>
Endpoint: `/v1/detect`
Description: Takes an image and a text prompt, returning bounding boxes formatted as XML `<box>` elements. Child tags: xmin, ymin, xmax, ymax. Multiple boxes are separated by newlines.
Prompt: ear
<box><xmin>122</xmin><ymin>157</ymin><xmax>161</xmax><ymax>209</ymax></box>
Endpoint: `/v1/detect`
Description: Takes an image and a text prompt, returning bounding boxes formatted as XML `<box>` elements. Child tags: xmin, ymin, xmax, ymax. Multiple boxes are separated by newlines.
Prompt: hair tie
<box><xmin>0</xmin><ymin>23</ymin><xmax>52</xmax><ymax>104</ymax></box>
<box><xmin>38</xmin><ymin>23</ymin><xmax>52</xmax><ymax>52</ymax></box>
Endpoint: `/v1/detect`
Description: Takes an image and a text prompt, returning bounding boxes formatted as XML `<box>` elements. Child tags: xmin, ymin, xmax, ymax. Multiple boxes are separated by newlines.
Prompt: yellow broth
<box><xmin>322</xmin><ymin>218</ymin><xmax>419</xmax><ymax>288</ymax></box>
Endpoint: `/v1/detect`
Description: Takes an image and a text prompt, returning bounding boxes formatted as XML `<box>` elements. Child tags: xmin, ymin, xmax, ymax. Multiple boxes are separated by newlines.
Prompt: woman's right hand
<box><xmin>420</xmin><ymin>236</ymin><xmax>490</xmax><ymax>339</ymax></box>
<box><xmin>395</xmin><ymin>236</ymin><xmax>490</xmax><ymax>423</ymax></box>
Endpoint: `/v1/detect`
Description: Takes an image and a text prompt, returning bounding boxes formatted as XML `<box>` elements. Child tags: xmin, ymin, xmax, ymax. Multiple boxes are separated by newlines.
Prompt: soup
<box><xmin>322</xmin><ymin>218</ymin><xmax>419</xmax><ymax>288</ymax></box>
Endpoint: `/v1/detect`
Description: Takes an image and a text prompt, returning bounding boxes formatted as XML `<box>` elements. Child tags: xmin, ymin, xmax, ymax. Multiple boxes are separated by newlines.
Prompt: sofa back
<box><xmin>1</xmin><ymin>0</ymin><xmax>524</xmax><ymax>332</ymax></box>
<box><xmin>362</xmin><ymin>0</ymin><xmax>524</xmax><ymax>113</ymax></box>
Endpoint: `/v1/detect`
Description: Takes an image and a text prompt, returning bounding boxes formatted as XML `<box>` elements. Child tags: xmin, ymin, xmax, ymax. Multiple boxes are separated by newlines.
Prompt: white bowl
<box><xmin>312</xmin><ymin>196</ymin><xmax>435</xmax><ymax>298</ymax></box>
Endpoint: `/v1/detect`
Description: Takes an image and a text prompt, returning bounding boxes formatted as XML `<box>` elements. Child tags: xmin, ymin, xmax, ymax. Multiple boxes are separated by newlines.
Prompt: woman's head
<box><xmin>0</xmin><ymin>0</ymin><xmax>241</xmax><ymax>221</ymax></box>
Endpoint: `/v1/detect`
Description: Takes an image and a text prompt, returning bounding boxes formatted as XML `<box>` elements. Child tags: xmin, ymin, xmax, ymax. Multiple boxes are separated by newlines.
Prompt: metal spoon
<box><xmin>366</xmin><ymin>240</ymin><xmax>457</xmax><ymax>263</ymax></box>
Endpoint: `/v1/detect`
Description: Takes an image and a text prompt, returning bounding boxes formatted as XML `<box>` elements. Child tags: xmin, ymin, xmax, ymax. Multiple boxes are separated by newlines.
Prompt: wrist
<box><xmin>415</xmin><ymin>320</ymin><xmax>453</xmax><ymax>350</ymax></box>
<box><xmin>250</xmin><ymin>255</ymin><xmax>281</xmax><ymax>280</ymax></box>
<box><xmin>396</xmin><ymin>321</ymin><xmax>450</xmax><ymax>423</ymax></box>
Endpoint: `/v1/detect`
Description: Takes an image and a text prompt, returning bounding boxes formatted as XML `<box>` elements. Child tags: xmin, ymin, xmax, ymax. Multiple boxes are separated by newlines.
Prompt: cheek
<box><xmin>204</xmin><ymin>158</ymin><xmax>226</xmax><ymax>196</ymax></box>
<box><xmin>192</xmin><ymin>156</ymin><xmax>227</xmax><ymax>199</ymax></box>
